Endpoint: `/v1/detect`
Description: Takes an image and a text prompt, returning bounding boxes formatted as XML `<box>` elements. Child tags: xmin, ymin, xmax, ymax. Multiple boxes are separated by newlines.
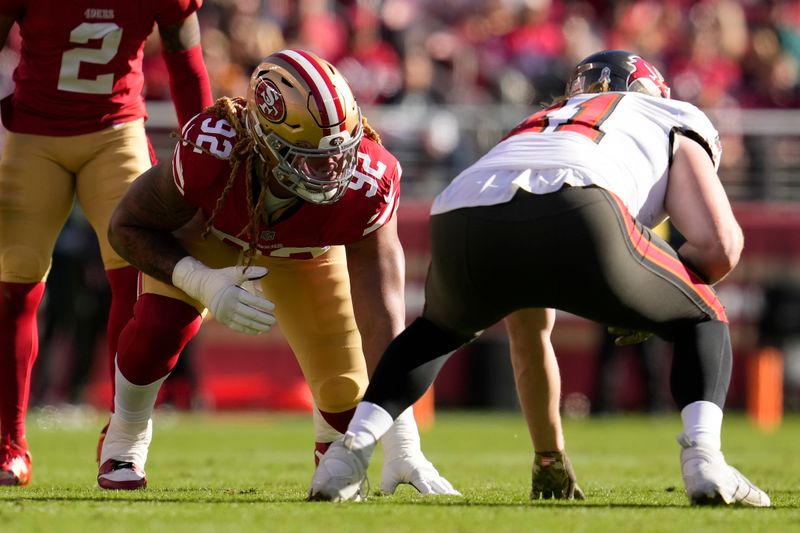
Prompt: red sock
<box><xmin>314</xmin><ymin>408</ymin><xmax>356</xmax><ymax>466</ymax></box>
<box><xmin>116</xmin><ymin>294</ymin><xmax>202</xmax><ymax>385</ymax></box>
<box><xmin>105</xmin><ymin>266</ymin><xmax>139</xmax><ymax>409</ymax></box>
<box><xmin>0</xmin><ymin>281</ymin><xmax>46</xmax><ymax>444</ymax></box>
<box><xmin>319</xmin><ymin>407</ymin><xmax>356</xmax><ymax>434</ymax></box>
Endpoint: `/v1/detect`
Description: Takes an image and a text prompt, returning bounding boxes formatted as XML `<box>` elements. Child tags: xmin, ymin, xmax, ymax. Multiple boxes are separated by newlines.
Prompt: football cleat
<box><xmin>0</xmin><ymin>438</ymin><xmax>32</xmax><ymax>487</ymax></box>
<box><xmin>308</xmin><ymin>434</ymin><xmax>369</xmax><ymax>502</ymax></box>
<box><xmin>381</xmin><ymin>453</ymin><xmax>461</xmax><ymax>496</ymax></box>
<box><xmin>97</xmin><ymin>415</ymin><xmax>152</xmax><ymax>490</ymax></box>
<box><xmin>678</xmin><ymin>433</ymin><xmax>770</xmax><ymax>507</ymax></box>
<box><xmin>97</xmin><ymin>459</ymin><xmax>147</xmax><ymax>490</ymax></box>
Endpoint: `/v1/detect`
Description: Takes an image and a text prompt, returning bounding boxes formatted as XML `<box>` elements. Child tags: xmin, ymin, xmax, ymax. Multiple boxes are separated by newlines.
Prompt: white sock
<box><xmin>312</xmin><ymin>404</ymin><xmax>343</xmax><ymax>443</ymax></box>
<box><xmin>100</xmin><ymin>363</ymin><xmax>169</xmax><ymax>467</ymax></box>
<box><xmin>681</xmin><ymin>401</ymin><xmax>723</xmax><ymax>450</ymax></box>
<box><xmin>380</xmin><ymin>407</ymin><xmax>422</xmax><ymax>460</ymax></box>
<box><xmin>113</xmin><ymin>362</ymin><xmax>169</xmax><ymax>424</ymax></box>
<box><xmin>345</xmin><ymin>402</ymin><xmax>394</xmax><ymax>461</ymax></box>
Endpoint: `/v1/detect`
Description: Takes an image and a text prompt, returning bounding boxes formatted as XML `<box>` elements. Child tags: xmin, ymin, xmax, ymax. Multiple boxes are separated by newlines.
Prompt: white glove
<box><xmin>380</xmin><ymin>408</ymin><xmax>461</xmax><ymax>496</ymax></box>
<box><xmin>381</xmin><ymin>454</ymin><xmax>461</xmax><ymax>496</ymax></box>
<box><xmin>172</xmin><ymin>256</ymin><xmax>276</xmax><ymax>335</ymax></box>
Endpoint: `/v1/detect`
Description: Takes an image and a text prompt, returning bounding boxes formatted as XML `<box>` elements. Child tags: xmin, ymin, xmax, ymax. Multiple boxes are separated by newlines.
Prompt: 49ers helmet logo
<box><xmin>255</xmin><ymin>78</ymin><xmax>286</xmax><ymax>123</ymax></box>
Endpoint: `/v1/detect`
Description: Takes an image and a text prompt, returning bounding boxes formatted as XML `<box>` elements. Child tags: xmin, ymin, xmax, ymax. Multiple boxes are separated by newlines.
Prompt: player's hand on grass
<box><xmin>381</xmin><ymin>454</ymin><xmax>462</xmax><ymax>496</ymax></box>
<box><xmin>607</xmin><ymin>326</ymin><xmax>653</xmax><ymax>346</ymax></box>
<box><xmin>531</xmin><ymin>450</ymin><xmax>585</xmax><ymax>500</ymax></box>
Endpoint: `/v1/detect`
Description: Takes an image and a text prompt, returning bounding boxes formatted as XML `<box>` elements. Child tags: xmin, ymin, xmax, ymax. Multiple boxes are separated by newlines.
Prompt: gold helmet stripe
<box><xmin>274</xmin><ymin>49</ymin><xmax>346</xmax><ymax>135</ymax></box>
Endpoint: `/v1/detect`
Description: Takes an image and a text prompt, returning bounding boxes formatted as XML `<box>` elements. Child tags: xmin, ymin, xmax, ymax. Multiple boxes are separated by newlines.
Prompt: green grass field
<box><xmin>1</xmin><ymin>409</ymin><xmax>798</xmax><ymax>532</ymax></box>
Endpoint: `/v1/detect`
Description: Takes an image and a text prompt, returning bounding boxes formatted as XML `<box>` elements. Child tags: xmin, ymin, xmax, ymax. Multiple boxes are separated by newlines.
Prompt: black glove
<box><xmin>607</xmin><ymin>326</ymin><xmax>653</xmax><ymax>346</ymax></box>
<box><xmin>531</xmin><ymin>450</ymin><xmax>586</xmax><ymax>500</ymax></box>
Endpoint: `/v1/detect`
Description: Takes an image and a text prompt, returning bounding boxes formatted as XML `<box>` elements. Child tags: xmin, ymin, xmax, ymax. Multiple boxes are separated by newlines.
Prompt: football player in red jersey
<box><xmin>98</xmin><ymin>48</ymin><xmax>459</xmax><ymax>497</ymax></box>
<box><xmin>310</xmin><ymin>50</ymin><xmax>771</xmax><ymax>507</ymax></box>
<box><xmin>0</xmin><ymin>0</ymin><xmax>212</xmax><ymax>486</ymax></box>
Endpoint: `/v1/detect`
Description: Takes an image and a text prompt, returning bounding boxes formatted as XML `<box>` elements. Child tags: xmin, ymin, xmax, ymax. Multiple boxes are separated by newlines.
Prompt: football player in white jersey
<box><xmin>310</xmin><ymin>50</ymin><xmax>771</xmax><ymax>507</ymax></box>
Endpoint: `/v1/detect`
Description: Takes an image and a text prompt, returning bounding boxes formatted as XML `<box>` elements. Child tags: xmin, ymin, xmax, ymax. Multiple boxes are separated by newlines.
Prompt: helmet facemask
<box><xmin>248</xmin><ymin>110</ymin><xmax>363</xmax><ymax>204</ymax></box>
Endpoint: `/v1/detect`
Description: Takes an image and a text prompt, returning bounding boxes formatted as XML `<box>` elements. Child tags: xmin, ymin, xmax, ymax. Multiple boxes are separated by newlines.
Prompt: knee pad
<box><xmin>313</xmin><ymin>374</ymin><xmax>366</xmax><ymax>414</ymax></box>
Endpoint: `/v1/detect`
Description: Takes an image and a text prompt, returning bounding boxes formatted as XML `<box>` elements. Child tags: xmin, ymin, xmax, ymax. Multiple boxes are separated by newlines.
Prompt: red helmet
<box><xmin>566</xmin><ymin>50</ymin><xmax>671</xmax><ymax>99</ymax></box>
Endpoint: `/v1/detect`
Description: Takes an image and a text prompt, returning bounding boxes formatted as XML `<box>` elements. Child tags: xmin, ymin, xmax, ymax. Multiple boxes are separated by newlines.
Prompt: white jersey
<box><xmin>431</xmin><ymin>92</ymin><xmax>721</xmax><ymax>228</ymax></box>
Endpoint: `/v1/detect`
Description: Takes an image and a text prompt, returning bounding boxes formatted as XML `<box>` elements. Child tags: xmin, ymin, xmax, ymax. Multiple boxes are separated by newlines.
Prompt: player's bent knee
<box><xmin>314</xmin><ymin>374</ymin><xmax>367</xmax><ymax>414</ymax></box>
<box><xmin>0</xmin><ymin>246</ymin><xmax>50</xmax><ymax>282</ymax></box>
<box><xmin>119</xmin><ymin>296</ymin><xmax>202</xmax><ymax>358</ymax></box>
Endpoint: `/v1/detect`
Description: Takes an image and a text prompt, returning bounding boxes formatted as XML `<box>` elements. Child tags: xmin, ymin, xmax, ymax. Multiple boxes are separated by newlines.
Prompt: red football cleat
<box><xmin>97</xmin><ymin>459</ymin><xmax>147</xmax><ymax>490</ymax></box>
<box><xmin>0</xmin><ymin>437</ymin><xmax>32</xmax><ymax>487</ymax></box>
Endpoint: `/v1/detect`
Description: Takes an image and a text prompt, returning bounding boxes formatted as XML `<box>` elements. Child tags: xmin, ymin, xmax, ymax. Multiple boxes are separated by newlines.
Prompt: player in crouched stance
<box><xmin>310</xmin><ymin>50</ymin><xmax>770</xmax><ymax>507</ymax></box>
<box><xmin>98</xmin><ymin>49</ymin><xmax>458</xmax><ymax>497</ymax></box>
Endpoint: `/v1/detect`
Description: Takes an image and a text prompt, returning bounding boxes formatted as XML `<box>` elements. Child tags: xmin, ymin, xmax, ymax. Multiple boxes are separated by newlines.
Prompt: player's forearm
<box><xmin>505</xmin><ymin>309</ymin><xmax>564</xmax><ymax>451</ymax></box>
<box><xmin>677</xmin><ymin>232</ymin><xmax>742</xmax><ymax>285</ymax></box>
<box><xmin>108</xmin><ymin>225</ymin><xmax>189</xmax><ymax>285</ymax></box>
<box><xmin>360</xmin><ymin>305</ymin><xmax>405</xmax><ymax>374</ymax></box>
<box><xmin>510</xmin><ymin>339</ymin><xmax>564</xmax><ymax>451</ymax></box>
<box><xmin>163</xmin><ymin>45</ymin><xmax>213</xmax><ymax>127</ymax></box>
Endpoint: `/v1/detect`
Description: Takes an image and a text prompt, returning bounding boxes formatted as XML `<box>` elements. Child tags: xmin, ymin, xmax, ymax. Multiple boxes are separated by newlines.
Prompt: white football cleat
<box><xmin>97</xmin><ymin>416</ymin><xmax>152</xmax><ymax>491</ymax></box>
<box><xmin>308</xmin><ymin>433</ymin><xmax>369</xmax><ymax>502</ymax></box>
<box><xmin>381</xmin><ymin>453</ymin><xmax>461</xmax><ymax>496</ymax></box>
<box><xmin>97</xmin><ymin>459</ymin><xmax>147</xmax><ymax>490</ymax></box>
<box><xmin>678</xmin><ymin>433</ymin><xmax>770</xmax><ymax>507</ymax></box>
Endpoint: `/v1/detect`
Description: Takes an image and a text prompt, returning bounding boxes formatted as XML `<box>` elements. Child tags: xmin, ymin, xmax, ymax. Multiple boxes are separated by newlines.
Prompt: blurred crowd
<box><xmin>138</xmin><ymin>0</ymin><xmax>800</xmax><ymax>199</ymax></box>
<box><xmin>140</xmin><ymin>0</ymin><xmax>800</xmax><ymax>110</ymax></box>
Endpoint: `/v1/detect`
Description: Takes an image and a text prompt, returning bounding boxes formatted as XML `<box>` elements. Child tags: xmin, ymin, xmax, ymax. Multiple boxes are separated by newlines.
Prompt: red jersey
<box><xmin>0</xmin><ymin>0</ymin><xmax>201</xmax><ymax>135</ymax></box>
<box><xmin>172</xmin><ymin>110</ymin><xmax>402</xmax><ymax>259</ymax></box>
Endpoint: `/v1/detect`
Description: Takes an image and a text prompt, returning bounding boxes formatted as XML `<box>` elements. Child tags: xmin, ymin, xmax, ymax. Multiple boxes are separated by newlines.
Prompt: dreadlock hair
<box><xmin>362</xmin><ymin>115</ymin><xmax>382</xmax><ymax>146</ymax></box>
<box><xmin>172</xmin><ymin>96</ymin><xmax>264</xmax><ymax>266</ymax></box>
<box><xmin>172</xmin><ymin>97</ymin><xmax>383</xmax><ymax>266</ymax></box>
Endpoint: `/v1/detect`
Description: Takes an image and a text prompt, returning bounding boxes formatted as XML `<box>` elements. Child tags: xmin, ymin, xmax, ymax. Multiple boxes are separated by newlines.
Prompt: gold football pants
<box><xmin>0</xmin><ymin>120</ymin><xmax>151</xmax><ymax>282</ymax></box>
<box><xmin>143</xmin><ymin>219</ymin><xmax>368</xmax><ymax>415</ymax></box>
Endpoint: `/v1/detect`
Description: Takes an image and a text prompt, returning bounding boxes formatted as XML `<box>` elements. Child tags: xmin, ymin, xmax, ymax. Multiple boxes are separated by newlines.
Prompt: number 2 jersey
<box><xmin>172</xmin><ymin>108</ymin><xmax>401</xmax><ymax>258</ymax></box>
<box><xmin>0</xmin><ymin>0</ymin><xmax>202</xmax><ymax>136</ymax></box>
<box><xmin>431</xmin><ymin>92</ymin><xmax>722</xmax><ymax>228</ymax></box>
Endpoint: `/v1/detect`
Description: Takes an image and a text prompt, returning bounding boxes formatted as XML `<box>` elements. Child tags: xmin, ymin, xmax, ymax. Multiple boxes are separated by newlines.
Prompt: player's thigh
<box><xmin>423</xmin><ymin>208</ymin><xmax>508</xmax><ymax>339</ymax></box>
<box><xmin>260</xmin><ymin>247</ymin><xmax>367</xmax><ymax>413</ymax></box>
<box><xmin>75</xmin><ymin>120</ymin><xmax>152</xmax><ymax>271</ymax></box>
<box><xmin>0</xmin><ymin>132</ymin><xmax>75</xmax><ymax>282</ymax></box>
<box><xmin>554</xmin><ymin>189</ymin><xmax>725</xmax><ymax>335</ymax></box>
